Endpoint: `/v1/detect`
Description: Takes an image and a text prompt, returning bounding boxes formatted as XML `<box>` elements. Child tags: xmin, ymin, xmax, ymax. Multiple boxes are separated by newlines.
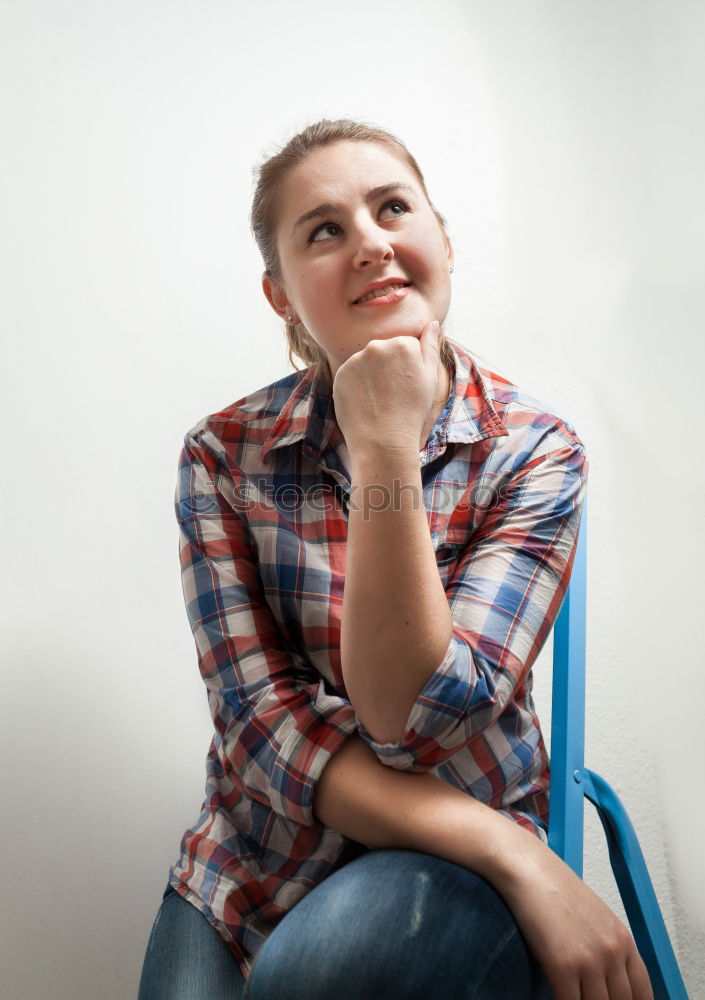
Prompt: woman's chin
<box><xmin>354</xmin><ymin>314</ymin><xmax>429</xmax><ymax>340</ymax></box>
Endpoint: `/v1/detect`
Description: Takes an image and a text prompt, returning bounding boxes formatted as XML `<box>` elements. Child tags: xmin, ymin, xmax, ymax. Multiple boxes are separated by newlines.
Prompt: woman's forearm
<box><xmin>315</xmin><ymin>733</ymin><xmax>653</xmax><ymax>997</ymax></box>
<box><xmin>313</xmin><ymin>733</ymin><xmax>532</xmax><ymax>891</ymax></box>
<box><xmin>341</xmin><ymin>445</ymin><xmax>453</xmax><ymax>744</ymax></box>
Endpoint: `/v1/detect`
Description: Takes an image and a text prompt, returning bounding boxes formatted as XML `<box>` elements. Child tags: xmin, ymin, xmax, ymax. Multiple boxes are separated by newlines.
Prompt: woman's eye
<box><xmin>308</xmin><ymin>199</ymin><xmax>409</xmax><ymax>244</ymax></box>
<box><xmin>309</xmin><ymin>221</ymin><xmax>342</xmax><ymax>244</ymax></box>
<box><xmin>383</xmin><ymin>199</ymin><xmax>409</xmax><ymax>219</ymax></box>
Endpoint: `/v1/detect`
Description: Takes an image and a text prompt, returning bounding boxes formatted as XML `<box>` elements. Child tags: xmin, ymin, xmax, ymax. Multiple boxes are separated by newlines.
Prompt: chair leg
<box><xmin>582</xmin><ymin>769</ymin><xmax>689</xmax><ymax>1000</ymax></box>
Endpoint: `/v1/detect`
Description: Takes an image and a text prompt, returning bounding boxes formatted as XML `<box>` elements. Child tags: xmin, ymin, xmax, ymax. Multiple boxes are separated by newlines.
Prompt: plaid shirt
<box><xmin>167</xmin><ymin>340</ymin><xmax>588</xmax><ymax>979</ymax></box>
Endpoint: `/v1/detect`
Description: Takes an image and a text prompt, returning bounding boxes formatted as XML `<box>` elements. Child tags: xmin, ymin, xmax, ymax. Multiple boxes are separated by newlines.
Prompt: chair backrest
<box><xmin>548</xmin><ymin>494</ymin><xmax>588</xmax><ymax>876</ymax></box>
<box><xmin>546</xmin><ymin>497</ymin><xmax>689</xmax><ymax>998</ymax></box>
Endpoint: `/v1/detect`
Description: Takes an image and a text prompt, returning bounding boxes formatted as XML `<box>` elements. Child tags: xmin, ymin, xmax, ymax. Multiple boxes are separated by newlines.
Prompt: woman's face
<box><xmin>263</xmin><ymin>141</ymin><xmax>454</xmax><ymax>378</ymax></box>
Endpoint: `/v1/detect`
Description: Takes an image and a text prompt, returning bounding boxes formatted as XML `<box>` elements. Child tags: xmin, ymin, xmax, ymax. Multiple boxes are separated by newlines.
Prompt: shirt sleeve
<box><xmin>356</xmin><ymin>439</ymin><xmax>588</xmax><ymax>771</ymax></box>
<box><xmin>175</xmin><ymin>432</ymin><xmax>359</xmax><ymax>828</ymax></box>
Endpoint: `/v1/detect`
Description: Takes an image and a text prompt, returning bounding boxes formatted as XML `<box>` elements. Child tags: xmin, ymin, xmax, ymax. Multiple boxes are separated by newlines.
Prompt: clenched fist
<box><xmin>332</xmin><ymin>320</ymin><xmax>442</xmax><ymax>459</ymax></box>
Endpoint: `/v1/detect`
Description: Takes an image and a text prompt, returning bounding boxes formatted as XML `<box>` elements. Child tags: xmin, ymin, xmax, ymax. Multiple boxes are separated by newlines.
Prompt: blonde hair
<box><xmin>249</xmin><ymin>117</ymin><xmax>460</xmax><ymax>387</ymax></box>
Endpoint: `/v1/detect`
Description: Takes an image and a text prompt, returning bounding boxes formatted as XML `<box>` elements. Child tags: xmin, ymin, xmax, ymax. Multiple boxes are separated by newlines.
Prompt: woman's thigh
<box><xmin>137</xmin><ymin>884</ymin><xmax>247</xmax><ymax>1000</ymax></box>
<box><xmin>246</xmin><ymin>848</ymin><xmax>553</xmax><ymax>1000</ymax></box>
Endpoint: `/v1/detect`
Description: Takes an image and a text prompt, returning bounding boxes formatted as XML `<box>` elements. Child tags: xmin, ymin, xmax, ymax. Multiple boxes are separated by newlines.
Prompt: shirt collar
<box><xmin>260</xmin><ymin>340</ymin><xmax>508</xmax><ymax>465</ymax></box>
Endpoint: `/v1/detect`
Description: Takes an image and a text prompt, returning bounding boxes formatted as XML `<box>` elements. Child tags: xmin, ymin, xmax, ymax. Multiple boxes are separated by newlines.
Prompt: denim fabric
<box><xmin>138</xmin><ymin>848</ymin><xmax>553</xmax><ymax>999</ymax></box>
<box><xmin>137</xmin><ymin>882</ymin><xmax>247</xmax><ymax>1000</ymax></box>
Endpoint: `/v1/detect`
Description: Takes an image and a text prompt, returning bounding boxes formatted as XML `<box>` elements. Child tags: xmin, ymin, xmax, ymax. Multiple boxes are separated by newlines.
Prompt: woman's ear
<box><xmin>262</xmin><ymin>273</ymin><xmax>298</xmax><ymax>325</ymax></box>
<box><xmin>445</xmin><ymin>234</ymin><xmax>455</xmax><ymax>272</ymax></box>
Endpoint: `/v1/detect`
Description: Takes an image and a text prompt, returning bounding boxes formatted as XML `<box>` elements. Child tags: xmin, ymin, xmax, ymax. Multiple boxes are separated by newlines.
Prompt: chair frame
<box><xmin>548</xmin><ymin>496</ymin><xmax>689</xmax><ymax>999</ymax></box>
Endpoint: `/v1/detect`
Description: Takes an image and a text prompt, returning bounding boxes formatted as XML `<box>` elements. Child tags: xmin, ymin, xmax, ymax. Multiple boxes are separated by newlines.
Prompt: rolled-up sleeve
<box><xmin>176</xmin><ymin>433</ymin><xmax>359</xmax><ymax>827</ymax></box>
<box><xmin>356</xmin><ymin>440</ymin><xmax>588</xmax><ymax>771</ymax></box>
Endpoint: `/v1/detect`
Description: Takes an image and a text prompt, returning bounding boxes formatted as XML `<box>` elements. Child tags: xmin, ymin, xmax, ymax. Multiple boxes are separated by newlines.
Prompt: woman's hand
<box><xmin>498</xmin><ymin>832</ymin><xmax>654</xmax><ymax>1000</ymax></box>
<box><xmin>331</xmin><ymin>320</ymin><xmax>442</xmax><ymax>458</ymax></box>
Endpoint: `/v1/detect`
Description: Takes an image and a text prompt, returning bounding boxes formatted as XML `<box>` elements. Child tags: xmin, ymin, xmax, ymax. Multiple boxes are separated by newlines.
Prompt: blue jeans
<box><xmin>138</xmin><ymin>848</ymin><xmax>553</xmax><ymax>999</ymax></box>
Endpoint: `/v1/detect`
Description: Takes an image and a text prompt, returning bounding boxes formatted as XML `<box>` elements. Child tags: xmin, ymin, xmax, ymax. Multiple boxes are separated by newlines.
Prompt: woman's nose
<box><xmin>351</xmin><ymin>219</ymin><xmax>394</xmax><ymax>269</ymax></box>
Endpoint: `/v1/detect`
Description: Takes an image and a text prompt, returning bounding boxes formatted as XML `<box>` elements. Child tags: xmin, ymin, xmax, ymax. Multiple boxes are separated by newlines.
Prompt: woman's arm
<box><xmin>314</xmin><ymin>733</ymin><xmax>654</xmax><ymax>1000</ymax></box>
<box><xmin>342</xmin><ymin>444</ymin><xmax>452</xmax><ymax>744</ymax></box>
<box><xmin>334</xmin><ymin>332</ymin><xmax>588</xmax><ymax>778</ymax></box>
<box><xmin>176</xmin><ymin>432</ymin><xmax>359</xmax><ymax>829</ymax></box>
<box><xmin>335</xmin><ymin>327</ymin><xmax>452</xmax><ymax>745</ymax></box>
<box><xmin>313</xmin><ymin>731</ymin><xmax>517</xmax><ymax>863</ymax></box>
<box><xmin>342</xmin><ymin>430</ymin><xmax>589</xmax><ymax>772</ymax></box>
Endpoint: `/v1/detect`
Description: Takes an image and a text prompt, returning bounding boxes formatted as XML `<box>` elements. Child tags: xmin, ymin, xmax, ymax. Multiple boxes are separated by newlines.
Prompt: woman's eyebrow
<box><xmin>290</xmin><ymin>182</ymin><xmax>416</xmax><ymax>238</ymax></box>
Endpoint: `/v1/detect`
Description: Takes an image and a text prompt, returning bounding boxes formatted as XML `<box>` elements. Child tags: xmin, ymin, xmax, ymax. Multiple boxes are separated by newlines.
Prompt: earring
<box><xmin>287</xmin><ymin>314</ymin><xmax>294</xmax><ymax>323</ymax></box>
<box><xmin>449</xmin><ymin>264</ymin><xmax>454</xmax><ymax>274</ymax></box>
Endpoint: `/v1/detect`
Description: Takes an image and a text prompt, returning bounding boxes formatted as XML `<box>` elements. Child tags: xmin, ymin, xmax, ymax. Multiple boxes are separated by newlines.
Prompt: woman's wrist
<box><xmin>402</xmin><ymin>775</ymin><xmax>544</xmax><ymax>891</ymax></box>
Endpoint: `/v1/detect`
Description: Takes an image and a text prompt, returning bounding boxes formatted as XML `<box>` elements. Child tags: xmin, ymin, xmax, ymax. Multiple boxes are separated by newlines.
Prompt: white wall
<box><xmin>2</xmin><ymin>1</ymin><xmax>703</xmax><ymax>997</ymax></box>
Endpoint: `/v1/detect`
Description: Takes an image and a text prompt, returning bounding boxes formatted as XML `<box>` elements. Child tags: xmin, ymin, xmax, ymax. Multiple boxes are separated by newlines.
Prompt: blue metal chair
<box><xmin>548</xmin><ymin>495</ymin><xmax>689</xmax><ymax>1000</ymax></box>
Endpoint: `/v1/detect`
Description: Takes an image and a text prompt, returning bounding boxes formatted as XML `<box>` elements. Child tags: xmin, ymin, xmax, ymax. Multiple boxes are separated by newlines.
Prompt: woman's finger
<box><xmin>604</xmin><ymin>962</ymin><xmax>635</xmax><ymax>1000</ymax></box>
<box><xmin>578</xmin><ymin>968</ymin><xmax>610</xmax><ymax>1000</ymax></box>
<box><xmin>547</xmin><ymin>971</ymin><xmax>582</xmax><ymax>1000</ymax></box>
<box><xmin>625</xmin><ymin>949</ymin><xmax>655</xmax><ymax>1000</ymax></box>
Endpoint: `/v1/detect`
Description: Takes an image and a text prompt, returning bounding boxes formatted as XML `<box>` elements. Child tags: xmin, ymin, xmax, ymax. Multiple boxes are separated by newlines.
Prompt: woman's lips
<box><xmin>353</xmin><ymin>285</ymin><xmax>411</xmax><ymax>308</ymax></box>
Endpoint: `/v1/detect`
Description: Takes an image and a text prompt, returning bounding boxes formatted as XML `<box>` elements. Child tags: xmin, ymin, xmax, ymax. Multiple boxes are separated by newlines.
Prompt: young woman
<box><xmin>137</xmin><ymin>119</ymin><xmax>653</xmax><ymax>1000</ymax></box>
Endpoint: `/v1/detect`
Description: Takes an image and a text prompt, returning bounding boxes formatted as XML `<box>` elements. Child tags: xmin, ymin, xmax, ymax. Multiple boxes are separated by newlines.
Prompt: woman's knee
<box><xmin>246</xmin><ymin>848</ymin><xmax>545</xmax><ymax>999</ymax></box>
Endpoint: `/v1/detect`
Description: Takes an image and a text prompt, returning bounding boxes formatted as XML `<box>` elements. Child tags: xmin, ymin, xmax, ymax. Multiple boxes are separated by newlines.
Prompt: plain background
<box><xmin>2</xmin><ymin>1</ymin><xmax>704</xmax><ymax>997</ymax></box>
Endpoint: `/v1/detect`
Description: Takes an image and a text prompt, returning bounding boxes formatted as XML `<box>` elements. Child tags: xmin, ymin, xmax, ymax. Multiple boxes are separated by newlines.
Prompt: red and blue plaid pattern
<box><xmin>167</xmin><ymin>340</ymin><xmax>588</xmax><ymax>978</ymax></box>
